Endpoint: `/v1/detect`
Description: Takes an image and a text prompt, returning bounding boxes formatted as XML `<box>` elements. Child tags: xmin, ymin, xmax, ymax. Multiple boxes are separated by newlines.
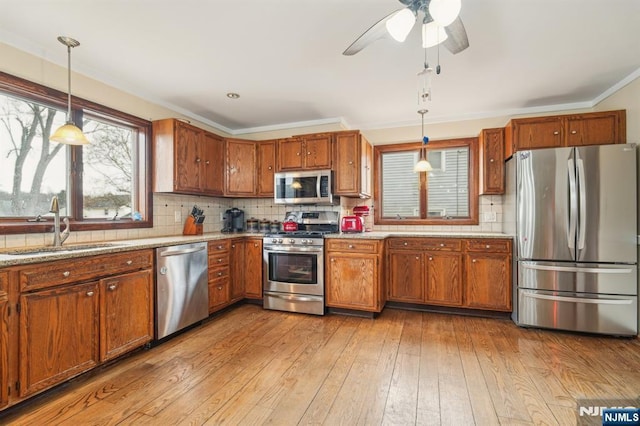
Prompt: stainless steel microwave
<box><xmin>274</xmin><ymin>170</ymin><xmax>337</xmax><ymax>205</ymax></box>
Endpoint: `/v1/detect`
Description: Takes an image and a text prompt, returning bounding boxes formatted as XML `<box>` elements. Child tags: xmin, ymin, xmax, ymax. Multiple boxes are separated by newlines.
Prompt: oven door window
<box><xmin>268</xmin><ymin>252</ymin><xmax>318</xmax><ymax>285</ymax></box>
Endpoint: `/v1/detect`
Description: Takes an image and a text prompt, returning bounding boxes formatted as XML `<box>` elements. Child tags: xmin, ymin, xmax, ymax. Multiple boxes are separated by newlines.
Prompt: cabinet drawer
<box><xmin>209</xmin><ymin>253</ymin><xmax>229</xmax><ymax>267</ymax></box>
<box><xmin>208</xmin><ymin>240</ymin><xmax>230</xmax><ymax>253</ymax></box>
<box><xmin>388</xmin><ymin>238</ymin><xmax>461</xmax><ymax>251</ymax></box>
<box><xmin>209</xmin><ymin>266</ymin><xmax>230</xmax><ymax>282</ymax></box>
<box><xmin>465</xmin><ymin>239</ymin><xmax>511</xmax><ymax>253</ymax></box>
<box><xmin>0</xmin><ymin>270</ymin><xmax>7</xmax><ymax>294</ymax></box>
<box><xmin>209</xmin><ymin>280</ymin><xmax>229</xmax><ymax>309</ymax></box>
<box><xmin>326</xmin><ymin>239</ymin><xmax>380</xmax><ymax>253</ymax></box>
<box><xmin>19</xmin><ymin>250</ymin><xmax>153</xmax><ymax>292</ymax></box>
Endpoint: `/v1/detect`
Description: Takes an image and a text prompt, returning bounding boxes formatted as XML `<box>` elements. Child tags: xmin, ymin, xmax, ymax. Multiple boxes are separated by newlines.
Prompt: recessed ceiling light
<box><xmin>226</xmin><ymin>92</ymin><xmax>240</xmax><ymax>99</ymax></box>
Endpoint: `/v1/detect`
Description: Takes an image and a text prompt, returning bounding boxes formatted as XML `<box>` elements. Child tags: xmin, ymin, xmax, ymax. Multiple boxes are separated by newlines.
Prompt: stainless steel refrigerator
<box><xmin>507</xmin><ymin>143</ymin><xmax>638</xmax><ymax>336</ymax></box>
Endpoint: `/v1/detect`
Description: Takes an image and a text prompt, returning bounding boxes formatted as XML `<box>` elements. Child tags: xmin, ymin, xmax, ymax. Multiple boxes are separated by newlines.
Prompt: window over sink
<box><xmin>0</xmin><ymin>72</ymin><xmax>152</xmax><ymax>233</ymax></box>
<box><xmin>374</xmin><ymin>138</ymin><xmax>479</xmax><ymax>225</ymax></box>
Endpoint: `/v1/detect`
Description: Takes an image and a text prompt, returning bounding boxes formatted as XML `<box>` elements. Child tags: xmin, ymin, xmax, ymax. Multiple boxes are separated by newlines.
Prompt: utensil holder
<box><xmin>183</xmin><ymin>216</ymin><xmax>203</xmax><ymax>235</ymax></box>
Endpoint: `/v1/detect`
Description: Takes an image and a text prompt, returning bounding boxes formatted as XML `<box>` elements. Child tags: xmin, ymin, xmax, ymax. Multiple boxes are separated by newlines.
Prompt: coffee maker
<box><xmin>222</xmin><ymin>208</ymin><xmax>244</xmax><ymax>232</ymax></box>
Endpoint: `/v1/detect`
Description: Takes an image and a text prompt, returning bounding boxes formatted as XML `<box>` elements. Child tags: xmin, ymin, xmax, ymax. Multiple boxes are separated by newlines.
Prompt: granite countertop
<box><xmin>0</xmin><ymin>231</ymin><xmax>514</xmax><ymax>267</ymax></box>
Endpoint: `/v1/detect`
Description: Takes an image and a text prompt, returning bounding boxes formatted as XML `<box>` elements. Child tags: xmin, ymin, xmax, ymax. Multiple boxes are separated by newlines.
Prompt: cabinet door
<box><xmin>425</xmin><ymin>252</ymin><xmax>463</xmax><ymax>306</ymax></box>
<box><xmin>333</xmin><ymin>132</ymin><xmax>360</xmax><ymax>195</ymax></box>
<box><xmin>0</xmin><ymin>296</ymin><xmax>7</xmax><ymax>408</ymax></box>
<box><xmin>566</xmin><ymin>111</ymin><xmax>624</xmax><ymax>146</ymax></box>
<box><xmin>303</xmin><ymin>134</ymin><xmax>332</xmax><ymax>169</ymax></box>
<box><xmin>229</xmin><ymin>240</ymin><xmax>245</xmax><ymax>301</ymax></box>
<box><xmin>226</xmin><ymin>139</ymin><xmax>257</xmax><ymax>196</ymax></box>
<box><xmin>361</xmin><ymin>136</ymin><xmax>373</xmax><ymax>197</ymax></box>
<box><xmin>326</xmin><ymin>253</ymin><xmax>377</xmax><ymax>311</ymax></box>
<box><xmin>388</xmin><ymin>252</ymin><xmax>424</xmax><ymax>303</ymax></box>
<box><xmin>202</xmin><ymin>132</ymin><xmax>224</xmax><ymax>195</ymax></box>
<box><xmin>244</xmin><ymin>239</ymin><xmax>263</xmax><ymax>298</ymax></box>
<box><xmin>100</xmin><ymin>270</ymin><xmax>153</xmax><ymax>362</ymax></box>
<box><xmin>20</xmin><ymin>282</ymin><xmax>99</xmax><ymax>397</ymax></box>
<box><xmin>257</xmin><ymin>140</ymin><xmax>277</xmax><ymax>197</ymax></box>
<box><xmin>175</xmin><ymin>121</ymin><xmax>203</xmax><ymax>192</ymax></box>
<box><xmin>479</xmin><ymin>128</ymin><xmax>505</xmax><ymax>195</ymax></box>
<box><xmin>465</xmin><ymin>252</ymin><xmax>512</xmax><ymax>311</ymax></box>
<box><xmin>208</xmin><ymin>280</ymin><xmax>229</xmax><ymax>312</ymax></box>
<box><xmin>278</xmin><ymin>138</ymin><xmax>304</xmax><ymax>170</ymax></box>
<box><xmin>512</xmin><ymin>117</ymin><xmax>563</xmax><ymax>150</ymax></box>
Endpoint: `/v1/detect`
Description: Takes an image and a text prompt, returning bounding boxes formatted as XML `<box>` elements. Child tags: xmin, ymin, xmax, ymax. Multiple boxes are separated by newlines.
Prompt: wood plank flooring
<box><xmin>1</xmin><ymin>304</ymin><xmax>639</xmax><ymax>425</ymax></box>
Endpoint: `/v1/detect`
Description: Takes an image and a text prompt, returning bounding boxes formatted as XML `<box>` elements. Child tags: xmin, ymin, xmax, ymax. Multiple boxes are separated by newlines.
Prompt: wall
<box><xmin>0</xmin><ymin>42</ymin><xmax>637</xmax><ymax>249</ymax></box>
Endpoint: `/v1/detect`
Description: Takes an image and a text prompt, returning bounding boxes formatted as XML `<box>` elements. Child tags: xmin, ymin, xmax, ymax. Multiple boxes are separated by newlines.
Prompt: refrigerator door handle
<box><xmin>521</xmin><ymin>262</ymin><xmax>634</xmax><ymax>274</ymax></box>
<box><xmin>576</xmin><ymin>157</ymin><xmax>587</xmax><ymax>250</ymax></box>
<box><xmin>567</xmin><ymin>158</ymin><xmax>577</xmax><ymax>250</ymax></box>
<box><xmin>523</xmin><ymin>292</ymin><xmax>633</xmax><ymax>305</ymax></box>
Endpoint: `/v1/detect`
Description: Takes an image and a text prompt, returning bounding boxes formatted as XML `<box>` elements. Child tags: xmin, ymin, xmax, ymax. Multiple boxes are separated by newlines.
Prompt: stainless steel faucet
<box><xmin>50</xmin><ymin>196</ymin><xmax>70</xmax><ymax>247</ymax></box>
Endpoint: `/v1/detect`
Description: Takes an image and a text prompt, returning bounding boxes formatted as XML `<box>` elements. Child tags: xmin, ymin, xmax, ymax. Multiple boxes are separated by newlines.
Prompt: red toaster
<box><xmin>340</xmin><ymin>215</ymin><xmax>364</xmax><ymax>233</ymax></box>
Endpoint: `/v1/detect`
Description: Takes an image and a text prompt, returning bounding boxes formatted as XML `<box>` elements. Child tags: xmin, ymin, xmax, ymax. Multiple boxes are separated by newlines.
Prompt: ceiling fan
<box><xmin>343</xmin><ymin>0</ymin><xmax>469</xmax><ymax>56</ymax></box>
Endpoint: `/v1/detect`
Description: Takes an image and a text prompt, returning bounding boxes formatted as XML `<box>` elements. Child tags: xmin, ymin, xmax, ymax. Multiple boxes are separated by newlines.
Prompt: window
<box><xmin>374</xmin><ymin>138</ymin><xmax>478</xmax><ymax>225</ymax></box>
<box><xmin>0</xmin><ymin>72</ymin><xmax>152</xmax><ymax>233</ymax></box>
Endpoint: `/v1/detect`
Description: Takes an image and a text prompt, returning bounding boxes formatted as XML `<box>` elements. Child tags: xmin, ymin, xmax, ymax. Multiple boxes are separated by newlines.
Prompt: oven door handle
<box><xmin>264</xmin><ymin>292</ymin><xmax>319</xmax><ymax>302</ymax></box>
<box><xmin>264</xmin><ymin>246</ymin><xmax>323</xmax><ymax>254</ymax></box>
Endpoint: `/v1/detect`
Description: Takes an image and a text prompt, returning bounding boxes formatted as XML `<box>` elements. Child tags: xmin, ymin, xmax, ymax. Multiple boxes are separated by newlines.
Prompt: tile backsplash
<box><xmin>0</xmin><ymin>193</ymin><xmax>504</xmax><ymax>249</ymax></box>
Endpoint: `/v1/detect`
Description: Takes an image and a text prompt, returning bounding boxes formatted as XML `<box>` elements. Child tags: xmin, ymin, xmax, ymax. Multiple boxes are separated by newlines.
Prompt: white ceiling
<box><xmin>1</xmin><ymin>0</ymin><xmax>639</xmax><ymax>136</ymax></box>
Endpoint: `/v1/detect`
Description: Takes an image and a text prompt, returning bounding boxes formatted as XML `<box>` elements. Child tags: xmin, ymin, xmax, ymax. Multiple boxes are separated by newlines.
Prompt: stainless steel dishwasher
<box><xmin>155</xmin><ymin>242</ymin><xmax>209</xmax><ymax>339</ymax></box>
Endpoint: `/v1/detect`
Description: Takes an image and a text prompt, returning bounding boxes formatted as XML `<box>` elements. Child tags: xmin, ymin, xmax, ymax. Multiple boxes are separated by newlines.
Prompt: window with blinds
<box><xmin>381</xmin><ymin>151</ymin><xmax>420</xmax><ymax>218</ymax></box>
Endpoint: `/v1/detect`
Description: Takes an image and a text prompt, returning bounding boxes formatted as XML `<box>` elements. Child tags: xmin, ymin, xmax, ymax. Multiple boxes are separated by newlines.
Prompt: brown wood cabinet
<box><xmin>0</xmin><ymin>271</ymin><xmax>8</xmax><ymax>409</ymax></box>
<box><xmin>325</xmin><ymin>239</ymin><xmax>384</xmax><ymax>312</ymax></box>
<box><xmin>479</xmin><ymin>128</ymin><xmax>505</xmax><ymax>195</ymax></box>
<box><xmin>278</xmin><ymin>133</ymin><xmax>333</xmax><ymax>171</ymax></box>
<box><xmin>333</xmin><ymin>131</ymin><xmax>372</xmax><ymax>198</ymax></box>
<box><xmin>13</xmin><ymin>250</ymin><xmax>154</xmax><ymax>399</ymax></box>
<box><xmin>505</xmin><ymin>110</ymin><xmax>626</xmax><ymax>157</ymax></box>
<box><xmin>208</xmin><ymin>240</ymin><xmax>230</xmax><ymax>313</ymax></box>
<box><xmin>387</xmin><ymin>238</ymin><xmax>463</xmax><ymax>307</ymax></box>
<box><xmin>257</xmin><ymin>140</ymin><xmax>277</xmax><ymax>197</ymax></box>
<box><xmin>229</xmin><ymin>239</ymin><xmax>245</xmax><ymax>302</ymax></box>
<box><xmin>464</xmin><ymin>239</ymin><xmax>512</xmax><ymax>311</ymax></box>
<box><xmin>153</xmin><ymin>118</ymin><xmax>224</xmax><ymax>196</ymax></box>
<box><xmin>225</xmin><ymin>138</ymin><xmax>257</xmax><ymax>196</ymax></box>
<box><xmin>244</xmin><ymin>238</ymin><xmax>263</xmax><ymax>299</ymax></box>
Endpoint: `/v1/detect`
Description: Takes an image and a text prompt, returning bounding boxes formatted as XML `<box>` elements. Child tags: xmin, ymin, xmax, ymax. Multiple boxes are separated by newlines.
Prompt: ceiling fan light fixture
<box><xmin>429</xmin><ymin>0</ymin><xmax>461</xmax><ymax>27</ymax></box>
<box><xmin>50</xmin><ymin>36</ymin><xmax>89</xmax><ymax>145</ymax></box>
<box><xmin>421</xmin><ymin>21</ymin><xmax>448</xmax><ymax>48</ymax></box>
<box><xmin>385</xmin><ymin>8</ymin><xmax>416</xmax><ymax>42</ymax></box>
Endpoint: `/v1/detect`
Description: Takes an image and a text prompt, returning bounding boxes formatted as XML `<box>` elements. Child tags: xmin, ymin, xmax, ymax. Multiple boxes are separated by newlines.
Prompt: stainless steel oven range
<box><xmin>263</xmin><ymin>211</ymin><xmax>338</xmax><ymax>315</ymax></box>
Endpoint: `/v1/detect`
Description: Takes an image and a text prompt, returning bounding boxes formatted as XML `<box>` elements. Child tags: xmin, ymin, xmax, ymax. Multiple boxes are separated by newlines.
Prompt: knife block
<box><xmin>183</xmin><ymin>216</ymin><xmax>203</xmax><ymax>235</ymax></box>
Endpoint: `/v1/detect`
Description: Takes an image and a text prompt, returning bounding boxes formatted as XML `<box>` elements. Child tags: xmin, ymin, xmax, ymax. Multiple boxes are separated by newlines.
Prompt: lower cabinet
<box><xmin>208</xmin><ymin>240</ymin><xmax>230</xmax><ymax>313</ymax></box>
<box><xmin>0</xmin><ymin>270</ymin><xmax>10</xmax><ymax>408</ymax></box>
<box><xmin>14</xmin><ymin>250</ymin><xmax>154</xmax><ymax>399</ymax></box>
<box><xmin>244</xmin><ymin>238</ymin><xmax>263</xmax><ymax>299</ymax></box>
<box><xmin>325</xmin><ymin>239</ymin><xmax>384</xmax><ymax>313</ymax></box>
<box><xmin>388</xmin><ymin>237</ymin><xmax>512</xmax><ymax>311</ymax></box>
<box><xmin>229</xmin><ymin>239</ymin><xmax>245</xmax><ymax>303</ymax></box>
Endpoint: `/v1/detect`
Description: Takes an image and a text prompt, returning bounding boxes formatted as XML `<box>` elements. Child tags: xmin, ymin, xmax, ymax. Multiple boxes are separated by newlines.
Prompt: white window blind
<box><xmin>381</xmin><ymin>151</ymin><xmax>420</xmax><ymax>218</ymax></box>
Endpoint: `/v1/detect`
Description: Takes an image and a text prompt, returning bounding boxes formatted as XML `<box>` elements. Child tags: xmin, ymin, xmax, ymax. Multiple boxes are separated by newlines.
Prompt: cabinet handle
<box><xmin>196</xmin><ymin>157</ymin><xmax>201</xmax><ymax>163</ymax></box>
<box><xmin>205</xmin><ymin>160</ymin><xmax>210</xmax><ymax>165</ymax></box>
<box><xmin>331</xmin><ymin>258</ymin><xmax>335</xmax><ymax>262</ymax></box>
<box><xmin>429</xmin><ymin>257</ymin><xmax>433</xmax><ymax>261</ymax></box>
<box><xmin>415</xmin><ymin>256</ymin><xmax>419</xmax><ymax>260</ymax></box>
<box><xmin>217</xmin><ymin>258</ymin><xmax>223</xmax><ymax>263</ymax></box>
<box><xmin>472</xmin><ymin>259</ymin><xmax>477</xmax><ymax>263</ymax></box>
<box><xmin>490</xmin><ymin>158</ymin><xmax>494</xmax><ymax>163</ymax></box>
<box><xmin>307</xmin><ymin>151</ymin><xmax>311</xmax><ymax>155</ymax></box>
<box><xmin>348</xmin><ymin>244</ymin><xmax>354</xmax><ymax>249</ymax></box>
<box><xmin>218</xmin><ymin>272</ymin><xmax>223</xmax><ymax>277</ymax></box>
<box><xmin>349</xmin><ymin>161</ymin><xmax>353</xmax><ymax>165</ymax></box>
<box><xmin>296</xmin><ymin>152</ymin><xmax>300</xmax><ymax>156</ymax></box>
<box><xmin>232</xmin><ymin>244</ymin><xmax>236</xmax><ymax>248</ymax></box>
<box><xmin>217</xmin><ymin>286</ymin><xmax>223</xmax><ymax>290</ymax></box>
<box><xmin>268</xmin><ymin>166</ymin><xmax>272</xmax><ymax>170</ymax></box>
<box><xmin>217</xmin><ymin>245</ymin><xmax>224</xmax><ymax>250</ymax></box>
<box><xmin>86</xmin><ymin>291</ymin><xmax>94</xmax><ymax>297</ymax></box>
<box><xmin>440</xmin><ymin>243</ymin><xmax>445</xmax><ymax>247</ymax></box>
<box><xmin>553</xmin><ymin>131</ymin><xmax>559</xmax><ymax>135</ymax></box>
<box><xmin>63</xmin><ymin>271</ymin><xmax>70</xmax><ymax>277</ymax></box>
<box><xmin>485</xmin><ymin>245</ymin><xmax>490</xmax><ymax>249</ymax></box>
<box><xmin>254</xmin><ymin>243</ymin><xmax>259</xmax><ymax>247</ymax></box>
<box><xmin>403</xmin><ymin>242</ymin><xmax>408</xmax><ymax>246</ymax></box>
<box><xmin>108</xmin><ymin>284</ymin><xmax>117</xmax><ymax>291</ymax></box>
<box><xmin>570</xmin><ymin>130</ymin><xmax>577</xmax><ymax>134</ymax></box>
<box><xmin>126</xmin><ymin>260</ymin><xmax>133</xmax><ymax>265</ymax></box>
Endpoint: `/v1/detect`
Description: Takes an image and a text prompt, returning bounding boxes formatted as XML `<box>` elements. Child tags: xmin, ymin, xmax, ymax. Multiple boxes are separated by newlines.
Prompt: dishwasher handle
<box><xmin>159</xmin><ymin>246</ymin><xmax>206</xmax><ymax>257</ymax></box>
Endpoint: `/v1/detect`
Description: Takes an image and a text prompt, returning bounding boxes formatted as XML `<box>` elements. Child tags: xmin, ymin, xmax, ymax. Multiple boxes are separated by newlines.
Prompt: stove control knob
<box><xmin>278</xmin><ymin>239</ymin><xmax>284</xmax><ymax>243</ymax></box>
<box><xmin>301</xmin><ymin>239</ymin><xmax>309</xmax><ymax>244</ymax></box>
<box><xmin>271</xmin><ymin>238</ymin><xmax>278</xmax><ymax>243</ymax></box>
<box><xmin>289</xmin><ymin>239</ymin><xmax>295</xmax><ymax>244</ymax></box>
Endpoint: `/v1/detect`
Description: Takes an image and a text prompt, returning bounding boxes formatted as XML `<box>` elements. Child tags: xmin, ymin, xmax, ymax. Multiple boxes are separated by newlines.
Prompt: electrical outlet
<box><xmin>174</xmin><ymin>211</ymin><xmax>182</xmax><ymax>223</ymax></box>
<box><xmin>484</xmin><ymin>211</ymin><xmax>497</xmax><ymax>222</ymax></box>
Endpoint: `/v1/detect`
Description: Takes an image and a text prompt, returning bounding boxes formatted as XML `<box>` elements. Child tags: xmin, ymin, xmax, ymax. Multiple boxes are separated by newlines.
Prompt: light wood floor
<box><xmin>2</xmin><ymin>304</ymin><xmax>639</xmax><ymax>425</ymax></box>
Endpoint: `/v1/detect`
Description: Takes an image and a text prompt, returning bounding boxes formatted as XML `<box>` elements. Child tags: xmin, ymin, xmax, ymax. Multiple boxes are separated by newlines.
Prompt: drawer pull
<box><xmin>86</xmin><ymin>291</ymin><xmax>94</xmax><ymax>297</ymax></box>
<box><xmin>205</xmin><ymin>160</ymin><xmax>210</xmax><ymax>165</ymax></box>
<box><xmin>416</xmin><ymin>256</ymin><xmax>419</xmax><ymax>260</ymax></box>
<box><xmin>218</xmin><ymin>258</ymin><xmax>223</xmax><ymax>263</ymax></box>
<box><xmin>108</xmin><ymin>284</ymin><xmax>117</xmax><ymax>291</ymax></box>
<box><xmin>429</xmin><ymin>257</ymin><xmax>433</xmax><ymax>261</ymax></box>
<box><xmin>570</xmin><ymin>130</ymin><xmax>577</xmax><ymax>134</ymax></box>
<box><xmin>440</xmin><ymin>243</ymin><xmax>445</xmax><ymax>247</ymax></box>
<box><xmin>490</xmin><ymin>158</ymin><xmax>494</xmax><ymax>163</ymax></box>
<box><xmin>217</xmin><ymin>286</ymin><xmax>223</xmax><ymax>290</ymax></box>
<box><xmin>472</xmin><ymin>259</ymin><xmax>477</xmax><ymax>263</ymax></box>
<box><xmin>348</xmin><ymin>245</ymin><xmax>354</xmax><ymax>249</ymax></box>
<box><xmin>63</xmin><ymin>271</ymin><xmax>70</xmax><ymax>277</ymax></box>
<box><xmin>553</xmin><ymin>131</ymin><xmax>559</xmax><ymax>135</ymax></box>
<box><xmin>218</xmin><ymin>272</ymin><xmax>223</xmax><ymax>277</ymax></box>
<box><xmin>485</xmin><ymin>245</ymin><xmax>490</xmax><ymax>249</ymax></box>
<box><xmin>217</xmin><ymin>245</ymin><xmax>224</xmax><ymax>250</ymax></box>
<box><xmin>268</xmin><ymin>166</ymin><xmax>273</xmax><ymax>170</ymax></box>
<box><xmin>126</xmin><ymin>260</ymin><xmax>133</xmax><ymax>265</ymax></box>
<box><xmin>403</xmin><ymin>242</ymin><xmax>408</xmax><ymax>246</ymax></box>
<box><xmin>196</xmin><ymin>157</ymin><xmax>201</xmax><ymax>163</ymax></box>
<box><xmin>254</xmin><ymin>243</ymin><xmax>259</xmax><ymax>247</ymax></box>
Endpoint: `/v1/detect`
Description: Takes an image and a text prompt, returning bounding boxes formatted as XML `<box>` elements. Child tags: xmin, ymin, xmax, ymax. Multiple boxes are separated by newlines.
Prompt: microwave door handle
<box><xmin>316</xmin><ymin>175</ymin><xmax>321</xmax><ymax>200</ymax></box>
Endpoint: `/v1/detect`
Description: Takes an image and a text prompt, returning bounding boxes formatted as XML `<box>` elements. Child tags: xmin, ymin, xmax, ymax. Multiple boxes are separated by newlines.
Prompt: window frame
<box><xmin>373</xmin><ymin>137</ymin><xmax>479</xmax><ymax>226</ymax></box>
<box><xmin>0</xmin><ymin>71</ymin><xmax>153</xmax><ymax>234</ymax></box>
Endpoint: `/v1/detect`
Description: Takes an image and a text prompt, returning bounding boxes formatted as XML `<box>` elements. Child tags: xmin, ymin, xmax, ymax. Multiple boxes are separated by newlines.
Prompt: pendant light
<box><xmin>50</xmin><ymin>36</ymin><xmax>89</xmax><ymax>145</ymax></box>
<box><xmin>414</xmin><ymin>109</ymin><xmax>432</xmax><ymax>173</ymax></box>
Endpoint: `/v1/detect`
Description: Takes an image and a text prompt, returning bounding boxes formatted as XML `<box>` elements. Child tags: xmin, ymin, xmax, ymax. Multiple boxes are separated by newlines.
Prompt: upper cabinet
<box><xmin>153</xmin><ymin>119</ymin><xmax>224</xmax><ymax>196</ymax></box>
<box><xmin>478</xmin><ymin>128</ymin><xmax>505</xmax><ymax>195</ymax></box>
<box><xmin>257</xmin><ymin>140</ymin><xmax>277</xmax><ymax>197</ymax></box>
<box><xmin>277</xmin><ymin>133</ymin><xmax>333</xmax><ymax>171</ymax></box>
<box><xmin>225</xmin><ymin>138</ymin><xmax>257</xmax><ymax>197</ymax></box>
<box><xmin>333</xmin><ymin>130</ymin><xmax>372</xmax><ymax>198</ymax></box>
<box><xmin>505</xmin><ymin>110</ymin><xmax>626</xmax><ymax>158</ymax></box>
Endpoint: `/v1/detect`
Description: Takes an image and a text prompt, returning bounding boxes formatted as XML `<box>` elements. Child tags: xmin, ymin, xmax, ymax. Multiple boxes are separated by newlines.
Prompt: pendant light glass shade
<box><xmin>386</xmin><ymin>8</ymin><xmax>416</xmax><ymax>42</ymax></box>
<box><xmin>421</xmin><ymin>21</ymin><xmax>448</xmax><ymax>48</ymax></box>
<box><xmin>50</xmin><ymin>36</ymin><xmax>89</xmax><ymax>145</ymax></box>
<box><xmin>429</xmin><ymin>0</ymin><xmax>462</xmax><ymax>27</ymax></box>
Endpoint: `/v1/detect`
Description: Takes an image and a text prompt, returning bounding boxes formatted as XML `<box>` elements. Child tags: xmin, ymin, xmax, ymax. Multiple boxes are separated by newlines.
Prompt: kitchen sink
<box><xmin>0</xmin><ymin>242</ymin><xmax>120</xmax><ymax>256</ymax></box>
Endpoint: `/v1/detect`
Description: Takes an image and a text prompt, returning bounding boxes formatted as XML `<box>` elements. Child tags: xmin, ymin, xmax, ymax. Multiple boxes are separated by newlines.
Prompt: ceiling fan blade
<box><xmin>442</xmin><ymin>16</ymin><xmax>469</xmax><ymax>54</ymax></box>
<box><xmin>343</xmin><ymin>8</ymin><xmax>403</xmax><ymax>56</ymax></box>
